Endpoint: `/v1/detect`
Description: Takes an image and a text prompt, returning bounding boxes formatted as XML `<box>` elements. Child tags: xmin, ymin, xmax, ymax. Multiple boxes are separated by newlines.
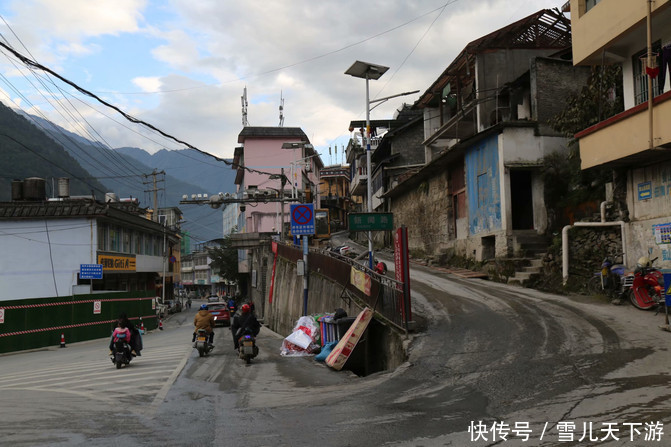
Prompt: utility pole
<box><xmin>281</xmin><ymin>168</ymin><xmax>286</xmax><ymax>241</ymax></box>
<box><xmin>143</xmin><ymin>169</ymin><xmax>166</xmax><ymax>221</ymax></box>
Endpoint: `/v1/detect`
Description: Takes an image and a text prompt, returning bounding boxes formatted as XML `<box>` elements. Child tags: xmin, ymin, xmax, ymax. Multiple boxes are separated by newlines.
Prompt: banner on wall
<box><xmin>350</xmin><ymin>267</ymin><xmax>371</xmax><ymax>296</ymax></box>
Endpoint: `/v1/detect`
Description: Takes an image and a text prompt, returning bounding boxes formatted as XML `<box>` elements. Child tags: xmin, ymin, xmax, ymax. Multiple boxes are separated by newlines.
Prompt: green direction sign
<box><xmin>349</xmin><ymin>213</ymin><xmax>394</xmax><ymax>231</ymax></box>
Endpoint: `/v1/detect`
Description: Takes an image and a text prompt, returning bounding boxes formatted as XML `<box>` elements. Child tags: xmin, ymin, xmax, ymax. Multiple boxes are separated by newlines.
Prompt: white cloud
<box><xmin>132</xmin><ymin>76</ymin><xmax>162</xmax><ymax>93</ymax></box>
<box><xmin>0</xmin><ymin>0</ymin><xmax>567</xmax><ymax>160</ymax></box>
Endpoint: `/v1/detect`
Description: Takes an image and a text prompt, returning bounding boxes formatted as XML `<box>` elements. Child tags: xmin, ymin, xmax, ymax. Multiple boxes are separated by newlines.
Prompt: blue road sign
<box><xmin>290</xmin><ymin>203</ymin><xmax>315</xmax><ymax>235</ymax></box>
<box><xmin>80</xmin><ymin>264</ymin><xmax>103</xmax><ymax>279</ymax></box>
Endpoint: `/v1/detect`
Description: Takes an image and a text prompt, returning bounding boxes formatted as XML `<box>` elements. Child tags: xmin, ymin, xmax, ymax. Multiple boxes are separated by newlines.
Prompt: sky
<box><xmin>0</xmin><ymin>0</ymin><xmax>565</xmax><ymax>167</ymax></box>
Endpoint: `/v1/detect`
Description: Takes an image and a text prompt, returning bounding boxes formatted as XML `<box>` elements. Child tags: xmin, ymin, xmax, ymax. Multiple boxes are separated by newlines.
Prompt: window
<box><xmin>133</xmin><ymin>231</ymin><xmax>141</xmax><ymax>254</ymax></box>
<box><xmin>154</xmin><ymin>236</ymin><xmax>161</xmax><ymax>256</ymax></box>
<box><xmin>123</xmin><ymin>230</ymin><xmax>130</xmax><ymax>253</ymax></box>
<box><xmin>97</xmin><ymin>224</ymin><xmax>108</xmax><ymax>250</ymax></box>
<box><xmin>144</xmin><ymin>233</ymin><xmax>151</xmax><ymax>255</ymax></box>
<box><xmin>585</xmin><ymin>0</ymin><xmax>601</xmax><ymax>13</ymax></box>
<box><xmin>633</xmin><ymin>43</ymin><xmax>661</xmax><ymax>105</ymax></box>
<box><xmin>110</xmin><ymin>226</ymin><xmax>121</xmax><ymax>252</ymax></box>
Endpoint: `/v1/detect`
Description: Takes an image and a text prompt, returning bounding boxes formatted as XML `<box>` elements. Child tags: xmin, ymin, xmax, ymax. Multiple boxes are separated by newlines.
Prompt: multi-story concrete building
<box><xmin>318</xmin><ymin>165</ymin><xmax>351</xmax><ymax>233</ymax></box>
<box><xmin>570</xmin><ymin>0</ymin><xmax>671</xmax><ymax>263</ymax></box>
<box><xmin>233</xmin><ymin>127</ymin><xmax>323</xmax><ymax>235</ymax></box>
<box><xmin>0</xmin><ymin>178</ymin><xmax>180</xmax><ymax>301</ymax></box>
<box><xmin>387</xmin><ymin>9</ymin><xmax>589</xmax><ymax>262</ymax></box>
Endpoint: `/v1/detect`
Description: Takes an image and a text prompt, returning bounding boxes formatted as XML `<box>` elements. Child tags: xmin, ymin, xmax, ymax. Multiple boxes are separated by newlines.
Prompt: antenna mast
<box><xmin>241</xmin><ymin>87</ymin><xmax>249</xmax><ymax>127</ymax></box>
<box><xmin>278</xmin><ymin>91</ymin><xmax>284</xmax><ymax>127</ymax></box>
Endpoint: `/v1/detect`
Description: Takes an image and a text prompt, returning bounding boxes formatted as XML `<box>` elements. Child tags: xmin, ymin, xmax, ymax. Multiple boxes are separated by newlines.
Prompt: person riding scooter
<box><xmin>193</xmin><ymin>304</ymin><xmax>215</xmax><ymax>347</ymax></box>
<box><xmin>231</xmin><ymin>304</ymin><xmax>260</xmax><ymax>350</ymax></box>
<box><xmin>109</xmin><ymin>321</ymin><xmax>132</xmax><ymax>357</ymax></box>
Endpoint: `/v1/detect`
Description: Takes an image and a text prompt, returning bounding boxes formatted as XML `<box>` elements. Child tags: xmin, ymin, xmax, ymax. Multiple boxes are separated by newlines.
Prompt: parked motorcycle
<box><xmin>628</xmin><ymin>256</ymin><xmax>665</xmax><ymax>310</ymax></box>
<box><xmin>111</xmin><ymin>332</ymin><xmax>132</xmax><ymax>369</ymax></box>
<box><xmin>588</xmin><ymin>253</ymin><xmax>627</xmax><ymax>301</ymax></box>
<box><xmin>194</xmin><ymin>328</ymin><xmax>214</xmax><ymax>357</ymax></box>
<box><xmin>238</xmin><ymin>329</ymin><xmax>259</xmax><ymax>364</ymax></box>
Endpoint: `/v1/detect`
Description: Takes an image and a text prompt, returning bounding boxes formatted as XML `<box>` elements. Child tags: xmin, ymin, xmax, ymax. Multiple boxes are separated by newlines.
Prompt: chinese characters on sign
<box><xmin>468</xmin><ymin>420</ymin><xmax>664</xmax><ymax>443</ymax></box>
<box><xmin>290</xmin><ymin>204</ymin><xmax>315</xmax><ymax>236</ymax></box>
<box><xmin>97</xmin><ymin>255</ymin><xmax>136</xmax><ymax>272</ymax></box>
<box><xmin>348</xmin><ymin>213</ymin><xmax>394</xmax><ymax>231</ymax></box>
<box><xmin>653</xmin><ymin>223</ymin><xmax>671</xmax><ymax>244</ymax></box>
<box><xmin>652</xmin><ymin>222</ymin><xmax>671</xmax><ymax>261</ymax></box>
<box><xmin>80</xmin><ymin>263</ymin><xmax>103</xmax><ymax>279</ymax></box>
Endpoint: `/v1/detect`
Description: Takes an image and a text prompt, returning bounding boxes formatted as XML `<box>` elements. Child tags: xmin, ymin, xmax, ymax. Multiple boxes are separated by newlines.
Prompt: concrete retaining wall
<box><xmin>248</xmin><ymin>241</ymin><xmax>408</xmax><ymax>374</ymax></box>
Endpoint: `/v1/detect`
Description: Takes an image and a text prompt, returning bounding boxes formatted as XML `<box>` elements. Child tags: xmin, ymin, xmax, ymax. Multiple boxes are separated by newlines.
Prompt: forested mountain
<box><xmin>115</xmin><ymin>147</ymin><xmax>236</xmax><ymax>196</ymax></box>
<box><xmin>2</xmin><ymin>104</ymin><xmax>237</xmax><ymax>242</ymax></box>
<box><xmin>0</xmin><ymin>102</ymin><xmax>108</xmax><ymax>200</ymax></box>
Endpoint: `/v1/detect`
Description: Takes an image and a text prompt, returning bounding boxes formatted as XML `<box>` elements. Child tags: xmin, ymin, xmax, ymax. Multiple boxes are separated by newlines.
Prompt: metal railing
<box><xmin>276</xmin><ymin>242</ymin><xmax>410</xmax><ymax>331</ymax></box>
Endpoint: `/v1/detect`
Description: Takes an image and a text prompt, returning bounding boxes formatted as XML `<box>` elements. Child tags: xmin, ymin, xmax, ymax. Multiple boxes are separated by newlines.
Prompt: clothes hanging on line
<box><xmin>659</xmin><ymin>44</ymin><xmax>671</xmax><ymax>95</ymax></box>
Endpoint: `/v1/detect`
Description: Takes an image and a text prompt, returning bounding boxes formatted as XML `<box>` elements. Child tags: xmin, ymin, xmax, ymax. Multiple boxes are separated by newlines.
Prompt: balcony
<box><xmin>570</xmin><ymin>0</ymin><xmax>671</xmax><ymax>66</ymax></box>
<box><xmin>576</xmin><ymin>90</ymin><xmax>671</xmax><ymax>169</ymax></box>
<box><xmin>350</xmin><ymin>161</ymin><xmax>368</xmax><ymax>196</ymax></box>
<box><xmin>423</xmin><ymin>100</ymin><xmax>477</xmax><ymax>147</ymax></box>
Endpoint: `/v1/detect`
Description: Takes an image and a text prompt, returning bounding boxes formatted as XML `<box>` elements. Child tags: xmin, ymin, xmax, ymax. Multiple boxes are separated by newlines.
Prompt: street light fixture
<box><xmin>345</xmin><ymin>60</ymin><xmax>389</xmax><ymax>270</ymax></box>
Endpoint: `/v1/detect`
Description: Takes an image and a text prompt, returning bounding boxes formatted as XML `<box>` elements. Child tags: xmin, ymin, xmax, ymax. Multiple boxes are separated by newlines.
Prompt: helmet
<box><xmin>636</xmin><ymin>257</ymin><xmax>651</xmax><ymax>269</ymax></box>
<box><xmin>241</xmin><ymin>304</ymin><xmax>251</xmax><ymax>314</ymax></box>
<box><xmin>200</xmin><ymin>304</ymin><xmax>208</xmax><ymax>310</ymax></box>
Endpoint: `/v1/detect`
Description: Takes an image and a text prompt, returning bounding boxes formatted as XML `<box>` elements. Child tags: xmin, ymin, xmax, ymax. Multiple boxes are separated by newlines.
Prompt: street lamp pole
<box><xmin>346</xmin><ymin>61</ymin><xmax>390</xmax><ymax>270</ymax></box>
<box><xmin>364</xmin><ymin>72</ymin><xmax>374</xmax><ymax>270</ymax></box>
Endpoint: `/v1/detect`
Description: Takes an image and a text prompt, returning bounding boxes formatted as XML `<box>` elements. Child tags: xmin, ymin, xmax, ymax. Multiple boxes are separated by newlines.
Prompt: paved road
<box><xmin>2</xmin><ymin>268</ymin><xmax>671</xmax><ymax>446</ymax></box>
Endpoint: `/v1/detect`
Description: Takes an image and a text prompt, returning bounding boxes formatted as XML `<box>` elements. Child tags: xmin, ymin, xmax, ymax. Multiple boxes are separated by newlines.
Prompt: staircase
<box><xmin>506</xmin><ymin>231</ymin><xmax>549</xmax><ymax>286</ymax></box>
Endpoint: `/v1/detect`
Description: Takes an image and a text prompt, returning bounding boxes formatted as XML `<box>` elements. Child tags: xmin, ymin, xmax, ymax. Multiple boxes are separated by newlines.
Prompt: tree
<box><xmin>208</xmin><ymin>230</ymin><xmax>244</xmax><ymax>285</ymax></box>
<box><xmin>543</xmin><ymin>64</ymin><xmax>625</xmax><ymax>230</ymax></box>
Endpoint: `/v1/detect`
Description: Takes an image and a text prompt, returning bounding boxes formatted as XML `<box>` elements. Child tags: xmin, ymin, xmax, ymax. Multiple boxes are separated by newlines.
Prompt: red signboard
<box><xmin>394</xmin><ymin>226</ymin><xmax>412</xmax><ymax>323</ymax></box>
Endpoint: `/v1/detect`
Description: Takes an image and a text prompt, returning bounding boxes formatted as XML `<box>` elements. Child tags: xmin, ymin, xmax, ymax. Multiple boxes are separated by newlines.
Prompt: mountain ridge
<box><xmin>5</xmin><ymin>106</ymin><xmax>236</xmax><ymax>242</ymax></box>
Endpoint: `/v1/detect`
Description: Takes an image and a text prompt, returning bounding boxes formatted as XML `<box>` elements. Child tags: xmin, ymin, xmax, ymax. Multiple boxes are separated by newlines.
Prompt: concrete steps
<box><xmin>507</xmin><ymin>232</ymin><xmax>549</xmax><ymax>286</ymax></box>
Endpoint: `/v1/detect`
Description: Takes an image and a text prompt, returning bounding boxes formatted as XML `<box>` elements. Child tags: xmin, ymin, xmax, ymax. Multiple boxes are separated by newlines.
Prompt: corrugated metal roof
<box><xmin>415</xmin><ymin>8</ymin><xmax>571</xmax><ymax>109</ymax></box>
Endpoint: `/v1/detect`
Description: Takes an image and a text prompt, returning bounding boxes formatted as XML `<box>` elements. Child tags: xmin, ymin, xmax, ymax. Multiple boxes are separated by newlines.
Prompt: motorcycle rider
<box><xmin>231</xmin><ymin>303</ymin><xmax>261</xmax><ymax>350</ymax></box>
<box><xmin>193</xmin><ymin>304</ymin><xmax>215</xmax><ymax>346</ymax></box>
<box><xmin>109</xmin><ymin>321</ymin><xmax>131</xmax><ymax>357</ymax></box>
<box><xmin>227</xmin><ymin>296</ymin><xmax>237</xmax><ymax>315</ymax></box>
<box><xmin>110</xmin><ymin>312</ymin><xmax>142</xmax><ymax>356</ymax></box>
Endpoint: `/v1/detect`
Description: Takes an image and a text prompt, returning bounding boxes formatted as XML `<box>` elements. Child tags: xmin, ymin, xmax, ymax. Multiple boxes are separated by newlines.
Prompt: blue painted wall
<box><xmin>466</xmin><ymin>134</ymin><xmax>501</xmax><ymax>234</ymax></box>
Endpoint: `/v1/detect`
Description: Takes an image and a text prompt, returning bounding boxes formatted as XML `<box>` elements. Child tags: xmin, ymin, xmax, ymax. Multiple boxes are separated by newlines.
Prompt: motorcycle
<box><xmin>111</xmin><ymin>332</ymin><xmax>132</xmax><ymax>369</ymax></box>
<box><xmin>627</xmin><ymin>256</ymin><xmax>665</xmax><ymax>311</ymax></box>
<box><xmin>588</xmin><ymin>253</ymin><xmax>627</xmax><ymax>301</ymax></box>
<box><xmin>238</xmin><ymin>329</ymin><xmax>259</xmax><ymax>364</ymax></box>
<box><xmin>194</xmin><ymin>328</ymin><xmax>214</xmax><ymax>357</ymax></box>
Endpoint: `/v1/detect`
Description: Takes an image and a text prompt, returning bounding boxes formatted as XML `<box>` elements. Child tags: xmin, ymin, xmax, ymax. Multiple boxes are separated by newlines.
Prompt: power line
<box><xmin>0</xmin><ymin>40</ymin><xmax>295</xmax><ymax>182</ymax></box>
<box><xmin>0</xmin><ymin>26</ymin><xmax>146</xmax><ymax>186</ymax></box>
<box><xmin>0</xmin><ymin>132</ymin><xmax>109</xmax><ymax>196</ymax></box>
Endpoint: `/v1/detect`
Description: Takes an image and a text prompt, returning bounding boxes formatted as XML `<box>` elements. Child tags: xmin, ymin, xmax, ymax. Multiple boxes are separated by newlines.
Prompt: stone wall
<box><xmin>391</xmin><ymin>171</ymin><xmax>450</xmax><ymax>257</ymax></box>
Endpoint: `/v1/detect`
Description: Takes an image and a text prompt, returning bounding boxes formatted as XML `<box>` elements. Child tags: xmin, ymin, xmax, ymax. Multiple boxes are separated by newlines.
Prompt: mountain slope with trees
<box><xmin>3</xmin><ymin>104</ymin><xmax>235</xmax><ymax>242</ymax></box>
<box><xmin>0</xmin><ymin>102</ymin><xmax>108</xmax><ymax>201</ymax></box>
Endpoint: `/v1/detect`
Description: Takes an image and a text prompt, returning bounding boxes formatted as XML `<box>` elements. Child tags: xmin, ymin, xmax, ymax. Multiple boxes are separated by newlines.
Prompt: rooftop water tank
<box><xmin>23</xmin><ymin>177</ymin><xmax>46</xmax><ymax>201</ymax></box>
<box><xmin>11</xmin><ymin>179</ymin><xmax>23</xmax><ymax>201</ymax></box>
<box><xmin>57</xmin><ymin>177</ymin><xmax>70</xmax><ymax>198</ymax></box>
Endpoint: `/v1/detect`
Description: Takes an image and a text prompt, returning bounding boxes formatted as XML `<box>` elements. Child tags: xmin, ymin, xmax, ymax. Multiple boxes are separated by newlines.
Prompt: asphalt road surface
<box><xmin>1</xmin><ymin>264</ymin><xmax>671</xmax><ymax>446</ymax></box>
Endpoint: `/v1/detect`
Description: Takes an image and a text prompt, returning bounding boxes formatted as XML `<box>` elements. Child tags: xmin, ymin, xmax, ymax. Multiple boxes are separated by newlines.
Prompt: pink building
<box><xmin>234</xmin><ymin>127</ymin><xmax>324</xmax><ymax>235</ymax></box>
